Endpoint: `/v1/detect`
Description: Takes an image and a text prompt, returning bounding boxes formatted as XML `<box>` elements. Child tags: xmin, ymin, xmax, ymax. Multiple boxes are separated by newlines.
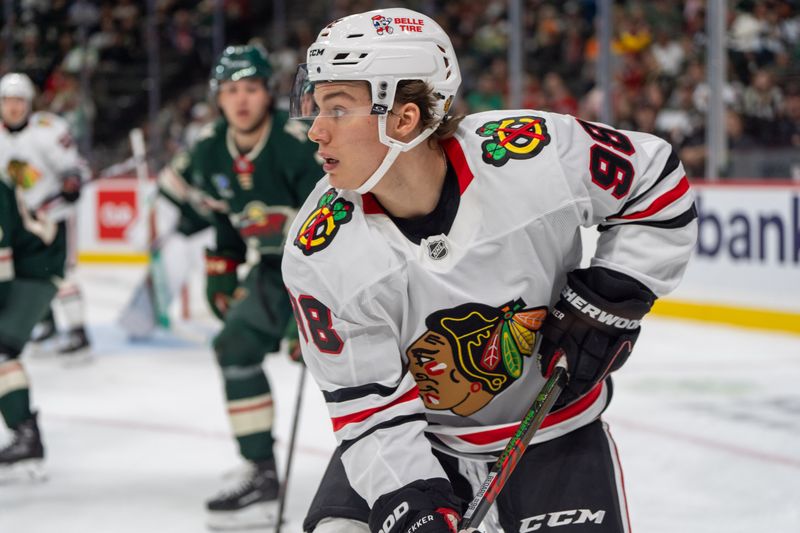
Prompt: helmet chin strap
<box><xmin>354</xmin><ymin>114</ymin><xmax>439</xmax><ymax>195</ymax></box>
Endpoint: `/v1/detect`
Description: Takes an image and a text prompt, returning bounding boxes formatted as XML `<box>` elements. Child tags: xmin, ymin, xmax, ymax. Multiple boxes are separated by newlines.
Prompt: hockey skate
<box><xmin>27</xmin><ymin>315</ymin><xmax>59</xmax><ymax>357</ymax></box>
<box><xmin>206</xmin><ymin>458</ymin><xmax>280</xmax><ymax>530</ymax></box>
<box><xmin>30</xmin><ymin>315</ymin><xmax>57</xmax><ymax>343</ymax></box>
<box><xmin>0</xmin><ymin>413</ymin><xmax>46</xmax><ymax>482</ymax></box>
<box><xmin>57</xmin><ymin>327</ymin><xmax>92</xmax><ymax>365</ymax></box>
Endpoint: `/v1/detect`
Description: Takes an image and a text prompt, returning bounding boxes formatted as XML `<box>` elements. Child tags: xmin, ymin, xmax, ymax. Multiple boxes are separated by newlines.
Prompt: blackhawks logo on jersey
<box><xmin>476</xmin><ymin>116</ymin><xmax>550</xmax><ymax>167</ymax></box>
<box><xmin>294</xmin><ymin>188</ymin><xmax>353</xmax><ymax>256</ymax></box>
<box><xmin>7</xmin><ymin>159</ymin><xmax>42</xmax><ymax>189</ymax></box>
<box><xmin>406</xmin><ymin>299</ymin><xmax>547</xmax><ymax>416</ymax></box>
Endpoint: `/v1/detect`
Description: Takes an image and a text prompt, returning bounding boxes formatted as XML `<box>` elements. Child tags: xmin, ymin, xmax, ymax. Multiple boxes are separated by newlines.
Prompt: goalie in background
<box><xmin>116</xmin><ymin>121</ymin><xmax>216</xmax><ymax>340</ymax></box>
<box><xmin>0</xmin><ymin>72</ymin><xmax>92</xmax><ymax>361</ymax></box>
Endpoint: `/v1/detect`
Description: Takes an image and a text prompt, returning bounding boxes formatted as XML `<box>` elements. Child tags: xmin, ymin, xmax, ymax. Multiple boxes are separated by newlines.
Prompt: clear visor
<box><xmin>289</xmin><ymin>64</ymin><xmax>383</xmax><ymax>120</ymax></box>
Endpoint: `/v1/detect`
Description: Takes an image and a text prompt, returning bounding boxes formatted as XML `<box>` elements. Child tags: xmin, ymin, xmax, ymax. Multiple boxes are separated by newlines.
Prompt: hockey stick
<box><xmin>129</xmin><ymin>128</ymin><xmax>171</xmax><ymax>328</ymax></box>
<box><xmin>275</xmin><ymin>364</ymin><xmax>307</xmax><ymax>533</ymax></box>
<box><xmin>460</xmin><ymin>355</ymin><xmax>568</xmax><ymax>530</ymax></box>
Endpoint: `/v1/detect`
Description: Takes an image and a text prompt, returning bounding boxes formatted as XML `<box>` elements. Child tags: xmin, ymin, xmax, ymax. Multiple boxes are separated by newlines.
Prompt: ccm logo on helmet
<box><xmin>378</xmin><ymin>501</ymin><xmax>409</xmax><ymax>533</ymax></box>
<box><xmin>561</xmin><ymin>286</ymin><xmax>641</xmax><ymax>330</ymax></box>
<box><xmin>309</xmin><ymin>48</ymin><xmax>324</xmax><ymax>57</ymax></box>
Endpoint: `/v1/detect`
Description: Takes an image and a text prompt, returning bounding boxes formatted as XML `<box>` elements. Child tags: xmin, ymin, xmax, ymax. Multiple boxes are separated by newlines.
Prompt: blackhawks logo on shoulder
<box><xmin>294</xmin><ymin>188</ymin><xmax>353</xmax><ymax>256</ymax></box>
<box><xmin>476</xmin><ymin>116</ymin><xmax>550</xmax><ymax>167</ymax></box>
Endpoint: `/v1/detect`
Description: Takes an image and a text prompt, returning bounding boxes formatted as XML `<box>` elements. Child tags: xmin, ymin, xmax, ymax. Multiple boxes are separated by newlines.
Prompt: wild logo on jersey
<box><xmin>407</xmin><ymin>299</ymin><xmax>547</xmax><ymax>416</ymax></box>
<box><xmin>294</xmin><ymin>188</ymin><xmax>353</xmax><ymax>256</ymax></box>
<box><xmin>7</xmin><ymin>159</ymin><xmax>42</xmax><ymax>189</ymax></box>
<box><xmin>235</xmin><ymin>201</ymin><xmax>290</xmax><ymax>244</ymax></box>
<box><xmin>476</xmin><ymin>116</ymin><xmax>550</xmax><ymax>167</ymax></box>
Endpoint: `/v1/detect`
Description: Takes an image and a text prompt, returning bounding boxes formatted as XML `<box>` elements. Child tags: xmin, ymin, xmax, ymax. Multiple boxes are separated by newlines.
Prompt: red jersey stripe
<box><xmin>0</xmin><ymin>361</ymin><xmax>23</xmax><ymax>376</ymax></box>
<box><xmin>455</xmin><ymin>382</ymin><xmax>604</xmax><ymax>446</ymax></box>
<box><xmin>331</xmin><ymin>386</ymin><xmax>420</xmax><ymax>432</ymax></box>
<box><xmin>361</xmin><ymin>192</ymin><xmax>384</xmax><ymax>215</ymax></box>
<box><xmin>441</xmin><ymin>137</ymin><xmax>475</xmax><ymax>194</ymax></box>
<box><xmin>228</xmin><ymin>399</ymin><xmax>273</xmax><ymax>415</ymax></box>
<box><xmin>615</xmin><ymin>176</ymin><xmax>690</xmax><ymax>221</ymax></box>
<box><xmin>361</xmin><ymin>138</ymin><xmax>475</xmax><ymax>214</ymax></box>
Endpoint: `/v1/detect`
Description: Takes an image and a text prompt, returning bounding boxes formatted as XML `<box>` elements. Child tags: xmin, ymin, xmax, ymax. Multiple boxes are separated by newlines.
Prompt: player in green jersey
<box><xmin>0</xmin><ymin>174</ymin><xmax>62</xmax><ymax>478</ymax></box>
<box><xmin>161</xmin><ymin>44</ymin><xmax>323</xmax><ymax>529</ymax></box>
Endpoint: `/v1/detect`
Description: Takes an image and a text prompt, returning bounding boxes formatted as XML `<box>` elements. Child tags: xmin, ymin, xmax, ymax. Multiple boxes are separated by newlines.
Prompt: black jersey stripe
<box><xmin>611</xmin><ymin>149</ymin><xmax>681</xmax><ymax>218</ymax></box>
<box><xmin>323</xmin><ymin>382</ymin><xmax>402</xmax><ymax>403</ymax></box>
<box><xmin>339</xmin><ymin>413</ymin><xmax>427</xmax><ymax>453</ymax></box>
<box><xmin>599</xmin><ymin>203</ymin><xmax>697</xmax><ymax>232</ymax></box>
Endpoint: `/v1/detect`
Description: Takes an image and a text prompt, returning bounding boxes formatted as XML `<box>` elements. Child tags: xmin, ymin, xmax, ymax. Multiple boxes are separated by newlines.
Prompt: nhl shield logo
<box><xmin>427</xmin><ymin>238</ymin><xmax>448</xmax><ymax>260</ymax></box>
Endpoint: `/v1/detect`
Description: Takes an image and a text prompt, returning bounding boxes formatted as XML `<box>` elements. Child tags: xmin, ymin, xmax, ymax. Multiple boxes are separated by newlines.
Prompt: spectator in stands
<box><xmin>727</xmin><ymin>109</ymin><xmax>760</xmax><ymax>150</ymax></box>
<box><xmin>776</xmin><ymin>90</ymin><xmax>800</xmax><ymax>146</ymax></box>
<box><xmin>2</xmin><ymin>0</ymin><xmax>796</xmax><ymax>178</ymax></box>
<box><xmin>88</xmin><ymin>14</ymin><xmax>121</xmax><ymax>60</ymax></box>
<box><xmin>656</xmin><ymin>81</ymin><xmax>702</xmax><ymax>148</ymax></box>
<box><xmin>729</xmin><ymin>0</ymin><xmax>770</xmax><ymax>83</ymax></box>
<box><xmin>17</xmin><ymin>27</ymin><xmax>50</xmax><ymax>87</ymax></box>
<box><xmin>530</xmin><ymin>4</ymin><xmax>564</xmax><ymax>70</ymax></box>
<box><xmin>183</xmin><ymin>102</ymin><xmax>215</xmax><ymax>149</ymax></box>
<box><xmin>465</xmin><ymin>72</ymin><xmax>504</xmax><ymax>113</ymax></box>
<box><xmin>521</xmin><ymin>73</ymin><xmax>546</xmax><ymax>111</ymax></box>
<box><xmin>168</xmin><ymin>9</ymin><xmax>197</xmax><ymax>58</ymax></box>
<box><xmin>48</xmin><ymin>70</ymin><xmax>95</xmax><ymax>149</ymax></box>
<box><xmin>632</xmin><ymin>105</ymin><xmax>659</xmax><ymax>136</ymax></box>
<box><xmin>543</xmin><ymin>72</ymin><xmax>578</xmax><ymax>115</ymax></box>
<box><xmin>741</xmin><ymin>68</ymin><xmax>785</xmax><ymax>143</ymax></box>
<box><xmin>650</xmin><ymin>28</ymin><xmax>686</xmax><ymax>78</ymax></box>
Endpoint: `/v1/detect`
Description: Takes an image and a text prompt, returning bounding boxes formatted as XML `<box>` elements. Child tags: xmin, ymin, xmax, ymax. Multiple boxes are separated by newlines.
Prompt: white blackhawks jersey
<box><xmin>282</xmin><ymin>109</ymin><xmax>697</xmax><ymax>507</ymax></box>
<box><xmin>0</xmin><ymin>112</ymin><xmax>90</xmax><ymax>220</ymax></box>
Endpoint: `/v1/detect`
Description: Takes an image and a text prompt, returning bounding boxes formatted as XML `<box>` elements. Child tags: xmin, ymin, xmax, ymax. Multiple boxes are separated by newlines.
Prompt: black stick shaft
<box><xmin>275</xmin><ymin>365</ymin><xmax>307</xmax><ymax>533</ymax></box>
<box><xmin>460</xmin><ymin>361</ymin><xmax>567</xmax><ymax>530</ymax></box>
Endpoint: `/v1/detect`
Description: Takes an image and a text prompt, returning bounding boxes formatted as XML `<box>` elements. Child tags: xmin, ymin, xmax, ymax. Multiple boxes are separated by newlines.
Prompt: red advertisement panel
<box><xmin>97</xmin><ymin>188</ymin><xmax>137</xmax><ymax>241</ymax></box>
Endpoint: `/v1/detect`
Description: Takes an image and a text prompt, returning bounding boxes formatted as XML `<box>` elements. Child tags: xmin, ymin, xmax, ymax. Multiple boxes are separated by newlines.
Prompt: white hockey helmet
<box><xmin>0</xmin><ymin>72</ymin><xmax>36</xmax><ymax>103</ymax></box>
<box><xmin>290</xmin><ymin>8</ymin><xmax>461</xmax><ymax>193</ymax></box>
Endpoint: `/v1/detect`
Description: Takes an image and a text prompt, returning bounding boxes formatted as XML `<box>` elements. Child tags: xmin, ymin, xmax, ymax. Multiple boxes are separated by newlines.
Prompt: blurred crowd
<box><xmin>1</xmin><ymin>0</ymin><xmax>798</xmax><ymax>178</ymax></box>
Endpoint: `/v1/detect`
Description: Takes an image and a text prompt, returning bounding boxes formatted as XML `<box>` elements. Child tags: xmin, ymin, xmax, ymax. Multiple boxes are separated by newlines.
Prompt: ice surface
<box><xmin>1</xmin><ymin>265</ymin><xmax>798</xmax><ymax>533</ymax></box>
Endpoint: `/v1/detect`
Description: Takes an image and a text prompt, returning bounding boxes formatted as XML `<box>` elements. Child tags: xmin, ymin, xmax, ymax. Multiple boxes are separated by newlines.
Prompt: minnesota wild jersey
<box><xmin>0</xmin><ymin>178</ymin><xmax>19</xmax><ymax>298</ymax></box>
<box><xmin>167</xmin><ymin>111</ymin><xmax>323</xmax><ymax>260</ymax></box>
<box><xmin>0</xmin><ymin>112</ymin><xmax>90</xmax><ymax>221</ymax></box>
<box><xmin>282</xmin><ymin>109</ymin><xmax>697</xmax><ymax>506</ymax></box>
<box><xmin>0</xmin><ymin>176</ymin><xmax>66</xmax><ymax>299</ymax></box>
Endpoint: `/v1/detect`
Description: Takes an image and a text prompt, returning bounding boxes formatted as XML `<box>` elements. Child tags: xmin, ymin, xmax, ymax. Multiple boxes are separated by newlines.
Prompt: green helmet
<box><xmin>210</xmin><ymin>44</ymin><xmax>273</xmax><ymax>93</ymax></box>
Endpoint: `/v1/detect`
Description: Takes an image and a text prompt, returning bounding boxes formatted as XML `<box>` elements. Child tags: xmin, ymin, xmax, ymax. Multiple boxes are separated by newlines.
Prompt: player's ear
<box><xmin>389</xmin><ymin>102</ymin><xmax>422</xmax><ymax>141</ymax></box>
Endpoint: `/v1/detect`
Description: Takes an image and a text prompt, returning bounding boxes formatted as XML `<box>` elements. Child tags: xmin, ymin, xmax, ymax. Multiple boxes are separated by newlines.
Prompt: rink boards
<box><xmin>75</xmin><ymin>178</ymin><xmax>800</xmax><ymax>334</ymax></box>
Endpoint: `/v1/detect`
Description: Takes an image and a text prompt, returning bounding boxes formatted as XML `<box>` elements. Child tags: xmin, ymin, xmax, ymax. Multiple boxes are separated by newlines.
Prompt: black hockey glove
<box><xmin>538</xmin><ymin>267</ymin><xmax>655</xmax><ymax>409</ymax></box>
<box><xmin>369</xmin><ymin>479</ymin><xmax>464</xmax><ymax>533</ymax></box>
<box><xmin>60</xmin><ymin>171</ymin><xmax>83</xmax><ymax>203</ymax></box>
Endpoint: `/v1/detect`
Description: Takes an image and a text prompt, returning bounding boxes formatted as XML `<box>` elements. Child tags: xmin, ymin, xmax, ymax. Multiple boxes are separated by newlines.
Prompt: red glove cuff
<box><xmin>205</xmin><ymin>256</ymin><xmax>240</xmax><ymax>275</ymax></box>
<box><xmin>434</xmin><ymin>508</ymin><xmax>460</xmax><ymax>533</ymax></box>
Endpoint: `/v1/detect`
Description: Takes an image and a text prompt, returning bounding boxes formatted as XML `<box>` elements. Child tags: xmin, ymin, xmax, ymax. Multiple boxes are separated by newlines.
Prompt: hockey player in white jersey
<box><xmin>0</xmin><ymin>72</ymin><xmax>92</xmax><ymax>358</ymax></box>
<box><xmin>283</xmin><ymin>8</ymin><xmax>698</xmax><ymax>533</ymax></box>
